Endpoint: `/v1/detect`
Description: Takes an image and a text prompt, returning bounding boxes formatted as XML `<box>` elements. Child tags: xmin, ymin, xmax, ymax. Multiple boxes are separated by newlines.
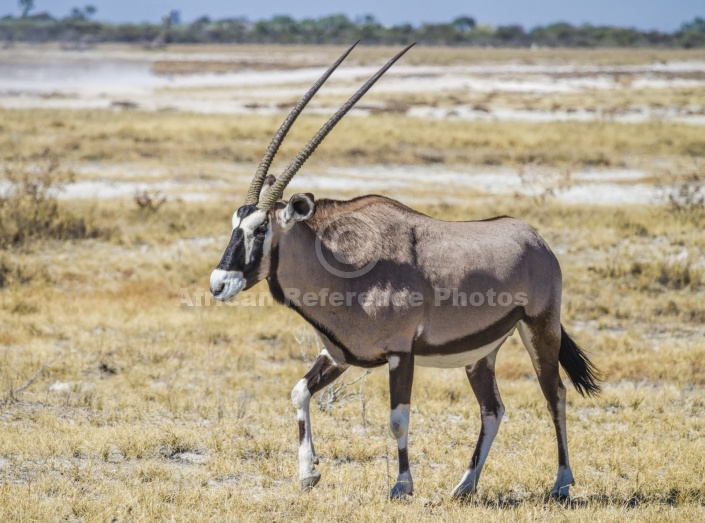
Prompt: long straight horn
<box><xmin>243</xmin><ymin>41</ymin><xmax>360</xmax><ymax>205</ymax></box>
<box><xmin>258</xmin><ymin>43</ymin><xmax>415</xmax><ymax>210</ymax></box>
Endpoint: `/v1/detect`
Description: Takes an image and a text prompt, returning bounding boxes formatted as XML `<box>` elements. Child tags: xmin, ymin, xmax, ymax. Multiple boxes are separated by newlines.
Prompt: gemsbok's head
<box><xmin>209</xmin><ymin>42</ymin><xmax>414</xmax><ymax>301</ymax></box>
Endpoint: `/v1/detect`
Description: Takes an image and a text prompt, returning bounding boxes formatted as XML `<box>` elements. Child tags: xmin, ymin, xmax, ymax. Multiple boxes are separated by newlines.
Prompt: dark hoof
<box><xmin>451</xmin><ymin>485</ymin><xmax>476</xmax><ymax>500</ymax></box>
<box><xmin>389</xmin><ymin>489</ymin><xmax>413</xmax><ymax>500</ymax></box>
<box><xmin>390</xmin><ymin>480</ymin><xmax>413</xmax><ymax>499</ymax></box>
<box><xmin>451</xmin><ymin>470</ymin><xmax>478</xmax><ymax>500</ymax></box>
<box><xmin>548</xmin><ymin>491</ymin><xmax>570</xmax><ymax>504</ymax></box>
<box><xmin>300</xmin><ymin>471</ymin><xmax>321</xmax><ymax>491</ymax></box>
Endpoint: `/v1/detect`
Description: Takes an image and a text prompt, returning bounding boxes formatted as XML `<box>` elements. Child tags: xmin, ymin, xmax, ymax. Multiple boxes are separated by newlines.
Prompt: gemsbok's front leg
<box><xmin>388</xmin><ymin>352</ymin><xmax>414</xmax><ymax>498</ymax></box>
<box><xmin>451</xmin><ymin>348</ymin><xmax>505</xmax><ymax>498</ymax></box>
<box><xmin>291</xmin><ymin>350</ymin><xmax>347</xmax><ymax>490</ymax></box>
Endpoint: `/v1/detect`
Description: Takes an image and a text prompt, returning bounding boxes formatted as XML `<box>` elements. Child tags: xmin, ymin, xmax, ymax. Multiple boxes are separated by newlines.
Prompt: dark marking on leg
<box><xmin>398</xmin><ymin>447</ymin><xmax>409</xmax><ymax>475</ymax></box>
<box><xmin>389</xmin><ymin>354</ymin><xmax>414</xmax><ymax>408</ymax></box>
<box><xmin>452</xmin><ymin>348</ymin><xmax>505</xmax><ymax>499</ymax></box>
<box><xmin>388</xmin><ymin>353</ymin><xmax>414</xmax><ymax>499</ymax></box>
<box><xmin>298</xmin><ymin>419</ymin><xmax>306</xmax><ymax>445</ymax></box>
<box><xmin>292</xmin><ymin>352</ymin><xmax>347</xmax><ymax>491</ymax></box>
<box><xmin>304</xmin><ymin>352</ymin><xmax>345</xmax><ymax>396</ymax></box>
<box><xmin>518</xmin><ymin>317</ymin><xmax>575</xmax><ymax>499</ymax></box>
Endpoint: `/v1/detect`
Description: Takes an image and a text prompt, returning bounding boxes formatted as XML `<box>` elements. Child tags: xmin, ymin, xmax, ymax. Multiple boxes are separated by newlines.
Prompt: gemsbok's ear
<box><xmin>259</xmin><ymin>175</ymin><xmax>277</xmax><ymax>201</ymax></box>
<box><xmin>277</xmin><ymin>193</ymin><xmax>315</xmax><ymax>231</ymax></box>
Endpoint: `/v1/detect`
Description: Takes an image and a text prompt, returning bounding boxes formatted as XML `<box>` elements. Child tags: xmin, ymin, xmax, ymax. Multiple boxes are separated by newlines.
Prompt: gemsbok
<box><xmin>209</xmin><ymin>42</ymin><xmax>600</xmax><ymax>500</ymax></box>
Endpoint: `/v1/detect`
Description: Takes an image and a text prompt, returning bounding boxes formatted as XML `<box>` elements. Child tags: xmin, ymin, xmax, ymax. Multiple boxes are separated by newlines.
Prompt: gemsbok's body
<box><xmin>209</xmin><ymin>43</ymin><xmax>600</xmax><ymax>500</ymax></box>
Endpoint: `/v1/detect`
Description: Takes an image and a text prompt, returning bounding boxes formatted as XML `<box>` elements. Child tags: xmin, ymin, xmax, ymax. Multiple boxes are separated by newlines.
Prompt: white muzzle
<box><xmin>210</xmin><ymin>269</ymin><xmax>246</xmax><ymax>301</ymax></box>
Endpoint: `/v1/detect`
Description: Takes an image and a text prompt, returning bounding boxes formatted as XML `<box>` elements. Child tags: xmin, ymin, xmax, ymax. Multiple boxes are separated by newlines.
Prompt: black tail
<box><xmin>559</xmin><ymin>325</ymin><xmax>601</xmax><ymax>397</ymax></box>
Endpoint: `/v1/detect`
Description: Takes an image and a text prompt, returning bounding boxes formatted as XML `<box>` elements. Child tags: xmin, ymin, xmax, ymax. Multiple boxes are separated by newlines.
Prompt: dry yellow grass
<box><xmin>1</xmin><ymin>45</ymin><xmax>705</xmax><ymax>522</ymax></box>
<box><xmin>363</xmin><ymin>86</ymin><xmax>705</xmax><ymax>115</ymax></box>
<box><xmin>1</xmin><ymin>195</ymin><xmax>704</xmax><ymax>522</ymax></box>
<box><xmin>2</xmin><ymin>108</ymin><xmax>704</xmax><ymax>169</ymax></box>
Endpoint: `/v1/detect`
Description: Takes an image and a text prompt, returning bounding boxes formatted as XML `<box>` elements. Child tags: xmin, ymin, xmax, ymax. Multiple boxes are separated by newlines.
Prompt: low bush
<box><xmin>661</xmin><ymin>161</ymin><xmax>705</xmax><ymax>224</ymax></box>
<box><xmin>0</xmin><ymin>152</ymin><xmax>112</xmax><ymax>249</ymax></box>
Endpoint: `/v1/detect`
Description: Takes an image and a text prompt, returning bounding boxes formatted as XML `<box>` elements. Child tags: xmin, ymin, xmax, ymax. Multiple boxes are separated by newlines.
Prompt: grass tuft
<box><xmin>0</xmin><ymin>153</ymin><xmax>114</xmax><ymax>248</ymax></box>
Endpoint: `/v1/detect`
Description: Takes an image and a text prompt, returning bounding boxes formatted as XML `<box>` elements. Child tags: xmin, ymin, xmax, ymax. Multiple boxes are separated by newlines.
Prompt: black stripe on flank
<box><xmin>413</xmin><ymin>307</ymin><xmax>525</xmax><ymax>356</ymax></box>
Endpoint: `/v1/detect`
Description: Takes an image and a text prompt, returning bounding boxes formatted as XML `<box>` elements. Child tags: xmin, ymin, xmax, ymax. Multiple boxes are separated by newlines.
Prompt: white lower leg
<box><xmin>550</xmin><ymin>387</ymin><xmax>574</xmax><ymax>497</ymax></box>
<box><xmin>292</xmin><ymin>378</ymin><xmax>319</xmax><ymax>488</ymax></box>
<box><xmin>452</xmin><ymin>408</ymin><xmax>503</xmax><ymax>497</ymax></box>
<box><xmin>389</xmin><ymin>404</ymin><xmax>412</xmax><ymax>497</ymax></box>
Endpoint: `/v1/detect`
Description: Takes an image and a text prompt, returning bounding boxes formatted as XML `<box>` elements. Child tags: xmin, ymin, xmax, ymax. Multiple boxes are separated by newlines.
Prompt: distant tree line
<box><xmin>2</xmin><ymin>7</ymin><xmax>705</xmax><ymax>48</ymax></box>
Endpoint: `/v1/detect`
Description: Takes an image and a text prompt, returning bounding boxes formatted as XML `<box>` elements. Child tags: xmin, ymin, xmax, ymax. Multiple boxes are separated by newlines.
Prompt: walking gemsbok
<box><xmin>209</xmin><ymin>42</ymin><xmax>600</xmax><ymax>500</ymax></box>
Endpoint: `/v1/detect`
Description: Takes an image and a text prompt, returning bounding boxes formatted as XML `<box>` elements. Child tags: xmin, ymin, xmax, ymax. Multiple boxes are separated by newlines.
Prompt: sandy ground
<box><xmin>2</xmin><ymin>45</ymin><xmax>705</xmax><ymax>522</ymax></box>
<box><xmin>2</xmin><ymin>45</ymin><xmax>705</xmax><ymax>124</ymax></box>
<box><xmin>1</xmin><ymin>44</ymin><xmax>701</xmax><ymax>206</ymax></box>
<box><xmin>48</xmin><ymin>163</ymin><xmax>661</xmax><ymax>205</ymax></box>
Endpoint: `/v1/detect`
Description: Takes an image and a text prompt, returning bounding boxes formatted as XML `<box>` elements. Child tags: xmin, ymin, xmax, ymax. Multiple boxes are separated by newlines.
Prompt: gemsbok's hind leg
<box><xmin>291</xmin><ymin>350</ymin><xmax>347</xmax><ymax>490</ymax></box>
<box><xmin>388</xmin><ymin>352</ymin><xmax>414</xmax><ymax>498</ymax></box>
<box><xmin>451</xmin><ymin>348</ymin><xmax>505</xmax><ymax>498</ymax></box>
<box><xmin>517</xmin><ymin>319</ymin><xmax>574</xmax><ymax>499</ymax></box>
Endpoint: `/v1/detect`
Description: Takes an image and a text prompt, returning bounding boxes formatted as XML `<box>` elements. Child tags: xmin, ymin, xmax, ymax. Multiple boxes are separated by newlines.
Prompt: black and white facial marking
<box><xmin>210</xmin><ymin>204</ymin><xmax>272</xmax><ymax>301</ymax></box>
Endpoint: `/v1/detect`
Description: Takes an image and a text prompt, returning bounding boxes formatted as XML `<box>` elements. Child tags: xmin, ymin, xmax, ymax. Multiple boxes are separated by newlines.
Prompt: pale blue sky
<box><xmin>2</xmin><ymin>0</ymin><xmax>702</xmax><ymax>31</ymax></box>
